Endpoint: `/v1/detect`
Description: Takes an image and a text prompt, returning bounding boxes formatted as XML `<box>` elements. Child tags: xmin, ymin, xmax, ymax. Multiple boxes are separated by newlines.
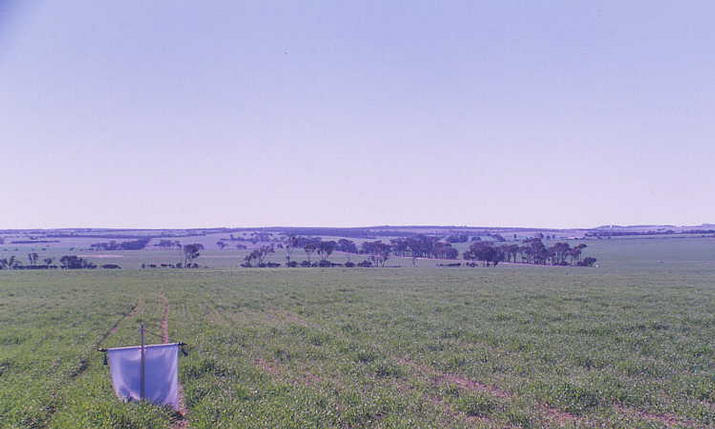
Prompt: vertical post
<box><xmin>140</xmin><ymin>322</ymin><xmax>146</xmax><ymax>401</ymax></box>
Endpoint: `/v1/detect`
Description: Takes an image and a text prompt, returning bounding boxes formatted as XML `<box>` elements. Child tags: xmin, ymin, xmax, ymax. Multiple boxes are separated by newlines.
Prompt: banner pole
<box><xmin>140</xmin><ymin>323</ymin><xmax>146</xmax><ymax>401</ymax></box>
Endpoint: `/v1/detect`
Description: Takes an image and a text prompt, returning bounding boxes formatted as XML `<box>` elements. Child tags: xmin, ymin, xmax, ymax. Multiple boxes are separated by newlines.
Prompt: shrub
<box><xmin>578</xmin><ymin>257</ymin><xmax>598</xmax><ymax>267</ymax></box>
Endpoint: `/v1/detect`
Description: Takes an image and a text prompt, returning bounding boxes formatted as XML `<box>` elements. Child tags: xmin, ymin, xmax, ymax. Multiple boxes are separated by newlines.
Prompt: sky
<box><xmin>1</xmin><ymin>0</ymin><xmax>713</xmax><ymax>229</ymax></box>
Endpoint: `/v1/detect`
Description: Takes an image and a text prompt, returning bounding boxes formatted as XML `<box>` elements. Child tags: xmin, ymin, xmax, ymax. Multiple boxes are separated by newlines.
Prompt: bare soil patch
<box><xmin>255</xmin><ymin>358</ymin><xmax>280</xmax><ymax>376</ymax></box>
<box><xmin>614</xmin><ymin>404</ymin><xmax>700</xmax><ymax>428</ymax></box>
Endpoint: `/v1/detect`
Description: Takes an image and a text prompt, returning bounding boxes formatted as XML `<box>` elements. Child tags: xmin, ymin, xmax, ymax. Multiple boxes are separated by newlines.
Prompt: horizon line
<box><xmin>1</xmin><ymin>223</ymin><xmax>713</xmax><ymax>233</ymax></box>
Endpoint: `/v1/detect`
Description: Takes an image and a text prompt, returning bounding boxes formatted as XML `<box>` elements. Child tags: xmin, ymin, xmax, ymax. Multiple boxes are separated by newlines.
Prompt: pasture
<box><xmin>1</xmin><ymin>237</ymin><xmax>713</xmax><ymax>428</ymax></box>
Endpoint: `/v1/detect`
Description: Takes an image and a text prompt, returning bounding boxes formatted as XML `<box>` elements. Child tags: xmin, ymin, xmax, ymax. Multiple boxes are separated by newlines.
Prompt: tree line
<box><xmin>0</xmin><ymin>236</ymin><xmax>597</xmax><ymax>270</ymax></box>
<box><xmin>0</xmin><ymin>253</ymin><xmax>121</xmax><ymax>270</ymax></box>
<box><xmin>234</xmin><ymin>235</ymin><xmax>597</xmax><ymax>269</ymax></box>
<box><xmin>463</xmin><ymin>239</ymin><xmax>596</xmax><ymax>267</ymax></box>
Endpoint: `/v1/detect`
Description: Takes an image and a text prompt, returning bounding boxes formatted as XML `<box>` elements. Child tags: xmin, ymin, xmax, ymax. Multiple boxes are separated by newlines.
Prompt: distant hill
<box><xmin>1</xmin><ymin>224</ymin><xmax>713</xmax><ymax>241</ymax></box>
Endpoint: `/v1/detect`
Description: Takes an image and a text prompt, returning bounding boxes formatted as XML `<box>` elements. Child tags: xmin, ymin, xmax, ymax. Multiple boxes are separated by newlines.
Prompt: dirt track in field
<box><xmin>160</xmin><ymin>293</ymin><xmax>189</xmax><ymax>429</ymax></box>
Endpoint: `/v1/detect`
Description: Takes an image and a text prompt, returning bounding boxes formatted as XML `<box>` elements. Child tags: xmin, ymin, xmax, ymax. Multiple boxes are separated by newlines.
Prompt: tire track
<box><xmin>159</xmin><ymin>293</ymin><xmax>189</xmax><ymax>429</ymax></box>
<box><xmin>97</xmin><ymin>300</ymin><xmax>143</xmax><ymax>348</ymax></box>
<box><xmin>42</xmin><ymin>299</ymin><xmax>144</xmax><ymax>428</ymax></box>
<box><xmin>72</xmin><ymin>301</ymin><xmax>142</xmax><ymax>380</ymax></box>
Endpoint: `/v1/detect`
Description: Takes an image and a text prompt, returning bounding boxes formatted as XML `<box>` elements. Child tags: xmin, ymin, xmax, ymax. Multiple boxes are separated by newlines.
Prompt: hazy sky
<box><xmin>1</xmin><ymin>1</ymin><xmax>713</xmax><ymax>229</ymax></box>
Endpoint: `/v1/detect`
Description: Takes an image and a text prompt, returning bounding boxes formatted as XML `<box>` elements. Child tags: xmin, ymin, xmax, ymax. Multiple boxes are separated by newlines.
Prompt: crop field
<box><xmin>1</xmin><ymin>238</ymin><xmax>714</xmax><ymax>428</ymax></box>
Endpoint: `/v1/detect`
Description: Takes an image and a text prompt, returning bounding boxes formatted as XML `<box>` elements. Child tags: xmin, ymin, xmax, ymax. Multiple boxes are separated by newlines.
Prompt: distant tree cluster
<box><xmin>59</xmin><ymin>255</ymin><xmax>96</xmax><ymax>269</ymax></box>
<box><xmin>0</xmin><ymin>256</ymin><xmax>23</xmax><ymax>270</ymax></box>
<box><xmin>360</xmin><ymin>241</ymin><xmax>392</xmax><ymax>267</ymax></box>
<box><xmin>140</xmin><ymin>242</ymin><xmax>205</xmax><ymax>268</ymax></box>
<box><xmin>241</xmin><ymin>234</ymin><xmax>597</xmax><ymax>270</ymax></box>
<box><xmin>336</xmin><ymin>238</ymin><xmax>358</xmax><ymax>253</ymax></box>
<box><xmin>283</xmin><ymin>236</ymin><xmax>347</xmax><ymax>264</ymax></box>
<box><xmin>390</xmin><ymin>235</ymin><xmax>459</xmax><ymax>264</ymax></box>
<box><xmin>0</xmin><ymin>254</ymin><xmax>121</xmax><ymax>270</ymax></box>
<box><xmin>445</xmin><ymin>234</ymin><xmax>469</xmax><ymax>243</ymax></box>
<box><xmin>243</xmin><ymin>236</ymin><xmax>365</xmax><ymax>268</ymax></box>
<box><xmin>154</xmin><ymin>239</ymin><xmax>182</xmax><ymax>249</ymax></box>
<box><xmin>0</xmin><ymin>232</ymin><xmax>598</xmax><ymax>271</ymax></box>
<box><xmin>242</xmin><ymin>245</ymin><xmax>276</xmax><ymax>267</ymax></box>
<box><xmin>90</xmin><ymin>238</ymin><xmax>150</xmax><ymax>251</ymax></box>
<box><xmin>142</xmin><ymin>263</ymin><xmax>184</xmax><ymax>269</ymax></box>
<box><xmin>183</xmin><ymin>243</ymin><xmax>203</xmax><ymax>268</ymax></box>
<box><xmin>216</xmin><ymin>234</ymin><xmax>254</xmax><ymax>248</ymax></box>
<box><xmin>463</xmin><ymin>239</ymin><xmax>596</xmax><ymax>267</ymax></box>
<box><xmin>248</xmin><ymin>232</ymin><xmax>274</xmax><ymax>243</ymax></box>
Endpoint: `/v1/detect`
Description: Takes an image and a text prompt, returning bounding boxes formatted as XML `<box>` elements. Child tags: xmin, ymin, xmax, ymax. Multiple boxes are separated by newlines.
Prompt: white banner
<box><xmin>107</xmin><ymin>343</ymin><xmax>179</xmax><ymax>410</ymax></box>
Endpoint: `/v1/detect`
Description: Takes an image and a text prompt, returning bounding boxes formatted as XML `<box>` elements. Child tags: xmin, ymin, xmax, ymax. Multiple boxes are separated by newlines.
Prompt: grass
<box><xmin>0</xmin><ymin>237</ymin><xmax>714</xmax><ymax>428</ymax></box>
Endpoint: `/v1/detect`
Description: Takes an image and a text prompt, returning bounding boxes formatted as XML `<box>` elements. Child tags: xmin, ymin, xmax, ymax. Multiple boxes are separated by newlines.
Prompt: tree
<box><xmin>488</xmin><ymin>246</ymin><xmax>505</xmax><ymax>266</ymax></box>
<box><xmin>183</xmin><ymin>243</ymin><xmax>204</xmax><ymax>267</ymax></box>
<box><xmin>28</xmin><ymin>252</ymin><xmax>39</xmax><ymax>265</ymax></box>
<box><xmin>433</xmin><ymin>242</ymin><xmax>458</xmax><ymax>259</ymax></box>
<box><xmin>216</xmin><ymin>241</ymin><xmax>227</xmax><ymax>250</ymax></box>
<box><xmin>43</xmin><ymin>257</ymin><xmax>53</xmax><ymax>266</ymax></box>
<box><xmin>317</xmin><ymin>241</ymin><xmax>336</xmax><ymax>262</ymax></box>
<box><xmin>361</xmin><ymin>241</ymin><xmax>391</xmax><ymax>267</ymax></box>
<box><xmin>0</xmin><ymin>256</ymin><xmax>21</xmax><ymax>270</ymax></box>
<box><xmin>569</xmin><ymin>243</ymin><xmax>587</xmax><ymax>264</ymax></box>
<box><xmin>243</xmin><ymin>250</ymin><xmax>259</xmax><ymax>267</ymax></box>
<box><xmin>304</xmin><ymin>242</ymin><xmax>317</xmax><ymax>263</ymax></box>
<box><xmin>243</xmin><ymin>246</ymin><xmax>275</xmax><ymax>267</ymax></box>
<box><xmin>285</xmin><ymin>235</ymin><xmax>299</xmax><ymax>263</ymax></box>
<box><xmin>502</xmin><ymin>244</ymin><xmax>520</xmax><ymax>263</ymax></box>
<box><xmin>549</xmin><ymin>242</ymin><xmax>571</xmax><ymax>265</ymax></box>
<box><xmin>522</xmin><ymin>238</ymin><xmax>548</xmax><ymax>264</ymax></box>
<box><xmin>390</xmin><ymin>238</ymin><xmax>410</xmax><ymax>257</ymax></box>
<box><xmin>464</xmin><ymin>242</ymin><xmax>503</xmax><ymax>266</ymax></box>
<box><xmin>257</xmin><ymin>245</ymin><xmax>274</xmax><ymax>265</ymax></box>
<box><xmin>336</xmin><ymin>239</ymin><xmax>358</xmax><ymax>253</ymax></box>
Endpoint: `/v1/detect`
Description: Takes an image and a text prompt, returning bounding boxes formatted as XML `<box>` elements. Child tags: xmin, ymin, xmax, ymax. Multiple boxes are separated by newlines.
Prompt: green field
<box><xmin>1</xmin><ymin>238</ymin><xmax>714</xmax><ymax>428</ymax></box>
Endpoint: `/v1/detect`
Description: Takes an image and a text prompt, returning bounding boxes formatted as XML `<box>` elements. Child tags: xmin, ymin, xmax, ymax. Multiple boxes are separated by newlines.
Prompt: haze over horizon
<box><xmin>2</xmin><ymin>1</ymin><xmax>713</xmax><ymax>229</ymax></box>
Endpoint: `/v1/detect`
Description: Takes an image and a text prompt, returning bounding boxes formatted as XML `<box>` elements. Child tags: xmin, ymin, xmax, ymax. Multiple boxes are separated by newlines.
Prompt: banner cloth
<box><xmin>107</xmin><ymin>343</ymin><xmax>179</xmax><ymax>409</ymax></box>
